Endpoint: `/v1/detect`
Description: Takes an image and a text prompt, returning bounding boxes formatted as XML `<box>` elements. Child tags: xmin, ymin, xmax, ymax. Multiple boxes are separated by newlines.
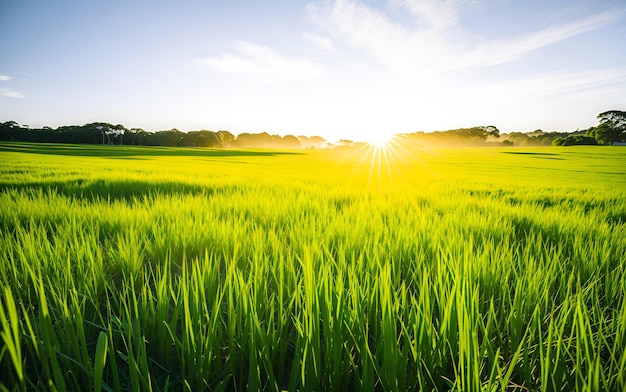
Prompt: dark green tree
<box><xmin>124</xmin><ymin>128</ymin><xmax>149</xmax><ymax>145</ymax></box>
<box><xmin>552</xmin><ymin>135</ymin><xmax>598</xmax><ymax>146</ymax></box>
<box><xmin>594</xmin><ymin>110</ymin><xmax>626</xmax><ymax>145</ymax></box>
<box><xmin>82</xmin><ymin>122</ymin><xmax>127</xmax><ymax>145</ymax></box>
<box><xmin>152</xmin><ymin>129</ymin><xmax>184</xmax><ymax>146</ymax></box>
<box><xmin>482</xmin><ymin>125</ymin><xmax>500</xmax><ymax>138</ymax></box>
<box><xmin>182</xmin><ymin>130</ymin><xmax>221</xmax><ymax>147</ymax></box>
<box><xmin>0</xmin><ymin>121</ymin><xmax>23</xmax><ymax>141</ymax></box>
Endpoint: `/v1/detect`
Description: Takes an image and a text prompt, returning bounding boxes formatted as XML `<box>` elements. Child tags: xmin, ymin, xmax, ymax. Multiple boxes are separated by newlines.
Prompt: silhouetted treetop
<box><xmin>593</xmin><ymin>110</ymin><xmax>626</xmax><ymax>145</ymax></box>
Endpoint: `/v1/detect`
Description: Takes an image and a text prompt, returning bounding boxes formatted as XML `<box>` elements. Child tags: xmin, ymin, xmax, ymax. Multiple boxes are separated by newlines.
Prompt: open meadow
<box><xmin>0</xmin><ymin>141</ymin><xmax>625</xmax><ymax>391</ymax></box>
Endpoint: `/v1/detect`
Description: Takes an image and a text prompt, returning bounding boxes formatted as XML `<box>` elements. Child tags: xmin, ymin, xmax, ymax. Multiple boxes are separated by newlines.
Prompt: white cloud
<box><xmin>0</xmin><ymin>88</ymin><xmax>24</xmax><ymax>99</ymax></box>
<box><xmin>302</xmin><ymin>31</ymin><xmax>335</xmax><ymax>54</ymax></box>
<box><xmin>308</xmin><ymin>0</ymin><xmax>619</xmax><ymax>76</ymax></box>
<box><xmin>0</xmin><ymin>75</ymin><xmax>11</xmax><ymax>81</ymax></box>
<box><xmin>197</xmin><ymin>40</ymin><xmax>329</xmax><ymax>83</ymax></box>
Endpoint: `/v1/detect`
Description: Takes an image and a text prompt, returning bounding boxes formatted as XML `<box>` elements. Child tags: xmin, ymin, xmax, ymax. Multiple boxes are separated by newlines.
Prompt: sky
<box><xmin>1</xmin><ymin>0</ymin><xmax>625</xmax><ymax>142</ymax></box>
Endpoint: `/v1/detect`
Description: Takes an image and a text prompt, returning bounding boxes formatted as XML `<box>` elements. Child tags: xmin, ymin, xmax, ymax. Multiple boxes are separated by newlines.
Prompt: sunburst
<box><xmin>365</xmin><ymin>132</ymin><xmax>394</xmax><ymax>148</ymax></box>
<box><xmin>335</xmin><ymin>134</ymin><xmax>430</xmax><ymax>189</ymax></box>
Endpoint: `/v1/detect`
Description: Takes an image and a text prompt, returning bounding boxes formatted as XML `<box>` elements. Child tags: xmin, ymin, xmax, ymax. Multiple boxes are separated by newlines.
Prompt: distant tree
<box><xmin>0</xmin><ymin>121</ymin><xmax>23</xmax><ymax>141</ymax></box>
<box><xmin>337</xmin><ymin>139</ymin><xmax>355</xmax><ymax>147</ymax></box>
<box><xmin>298</xmin><ymin>135</ymin><xmax>310</xmax><ymax>147</ymax></box>
<box><xmin>459</xmin><ymin>126</ymin><xmax>499</xmax><ymax>143</ymax></box>
<box><xmin>310</xmin><ymin>136</ymin><xmax>326</xmax><ymax>148</ymax></box>
<box><xmin>271</xmin><ymin>134</ymin><xmax>283</xmax><ymax>147</ymax></box>
<box><xmin>401</xmin><ymin>126</ymin><xmax>499</xmax><ymax>146</ymax></box>
<box><xmin>270</xmin><ymin>134</ymin><xmax>300</xmax><ymax>148</ymax></box>
<box><xmin>578</xmin><ymin>135</ymin><xmax>599</xmax><ymax>145</ymax></box>
<box><xmin>281</xmin><ymin>135</ymin><xmax>300</xmax><ymax>148</ymax></box>
<box><xmin>483</xmin><ymin>125</ymin><xmax>500</xmax><ymax>138</ymax></box>
<box><xmin>235</xmin><ymin>132</ymin><xmax>273</xmax><ymax>148</ymax></box>
<box><xmin>234</xmin><ymin>132</ymin><xmax>252</xmax><ymax>147</ymax></box>
<box><xmin>593</xmin><ymin>123</ymin><xmax>616</xmax><ymax>145</ymax></box>
<box><xmin>182</xmin><ymin>131</ymin><xmax>201</xmax><ymax>147</ymax></box>
<box><xmin>255</xmin><ymin>132</ymin><xmax>273</xmax><ymax>147</ymax></box>
<box><xmin>181</xmin><ymin>131</ymin><xmax>197</xmax><ymax>147</ymax></box>
<box><xmin>82</xmin><ymin>122</ymin><xmax>126</xmax><ymax>145</ymax></box>
<box><xmin>57</xmin><ymin>124</ymin><xmax>97</xmax><ymax>144</ymax></box>
<box><xmin>526</xmin><ymin>131</ymin><xmax>566</xmax><ymax>146</ymax></box>
<box><xmin>200</xmin><ymin>130</ymin><xmax>221</xmax><ymax>147</ymax></box>
<box><xmin>585</xmin><ymin>126</ymin><xmax>596</xmax><ymax>138</ymax></box>
<box><xmin>182</xmin><ymin>130</ymin><xmax>220</xmax><ymax>147</ymax></box>
<box><xmin>1</xmin><ymin>120</ymin><xmax>19</xmax><ymax>129</ymax></box>
<box><xmin>269</xmin><ymin>134</ymin><xmax>300</xmax><ymax>148</ymax></box>
<box><xmin>298</xmin><ymin>135</ymin><xmax>326</xmax><ymax>149</ymax></box>
<box><xmin>507</xmin><ymin>132</ymin><xmax>529</xmax><ymax>146</ymax></box>
<box><xmin>551</xmin><ymin>137</ymin><xmax>564</xmax><ymax>146</ymax></box>
<box><xmin>216</xmin><ymin>130</ymin><xmax>235</xmax><ymax>147</ymax></box>
<box><xmin>152</xmin><ymin>129</ymin><xmax>184</xmax><ymax>146</ymax></box>
<box><xmin>552</xmin><ymin>135</ymin><xmax>598</xmax><ymax>146</ymax></box>
<box><xmin>115</xmin><ymin>124</ymin><xmax>128</xmax><ymax>144</ymax></box>
<box><xmin>594</xmin><ymin>110</ymin><xmax>626</xmax><ymax>145</ymax></box>
<box><xmin>233</xmin><ymin>133</ymin><xmax>250</xmax><ymax>147</ymax></box>
<box><xmin>124</xmin><ymin>128</ymin><xmax>149</xmax><ymax>145</ymax></box>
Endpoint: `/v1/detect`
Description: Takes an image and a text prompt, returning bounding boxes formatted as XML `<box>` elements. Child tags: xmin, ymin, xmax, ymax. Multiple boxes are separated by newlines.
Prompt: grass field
<box><xmin>0</xmin><ymin>141</ymin><xmax>625</xmax><ymax>391</ymax></box>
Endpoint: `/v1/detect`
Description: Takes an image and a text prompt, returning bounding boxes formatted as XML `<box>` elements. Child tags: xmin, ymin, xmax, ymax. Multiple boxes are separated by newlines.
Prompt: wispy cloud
<box><xmin>0</xmin><ymin>75</ymin><xmax>11</xmax><ymax>81</ymax></box>
<box><xmin>0</xmin><ymin>88</ymin><xmax>24</xmax><ymax>99</ymax></box>
<box><xmin>302</xmin><ymin>32</ymin><xmax>335</xmax><ymax>54</ymax></box>
<box><xmin>458</xmin><ymin>12</ymin><xmax>619</xmax><ymax>68</ymax></box>
<box><xmin>308</xmin><ymin>0</ymin><xmax>619</xmax><ymax>75</ymax></box>
<box><xmin>496</xmin><ymin>67</ymin><xmax>626</xmax><ymax>103</ymax></box>
<box><xmin>392</xmin><ymin>0</ymin><xmax>475</xmax><ymax>31</ymax></box>
<box><xmin>197</xmin><ymin>40</ymin><xmax>329</xmax><ymax>83</ymax></box>
<box><xmin>308</xmin><ymin>0</ymin><xmax>433</xmax><ymax>75</ymax></box>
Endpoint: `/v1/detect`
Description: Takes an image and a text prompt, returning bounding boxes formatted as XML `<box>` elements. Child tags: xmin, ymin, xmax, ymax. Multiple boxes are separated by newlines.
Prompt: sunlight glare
<box><xmin>366</xmin><ymin>133</ymin><xmax>394</xmax><ymax>148</ymax></box>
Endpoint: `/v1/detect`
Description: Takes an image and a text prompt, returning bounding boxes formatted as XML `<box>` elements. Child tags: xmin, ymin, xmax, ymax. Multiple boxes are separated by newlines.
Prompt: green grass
<box><xmin>0</xmin><ymin>141</ymin><xmax>625</xmax><ymax>391</ymax></box>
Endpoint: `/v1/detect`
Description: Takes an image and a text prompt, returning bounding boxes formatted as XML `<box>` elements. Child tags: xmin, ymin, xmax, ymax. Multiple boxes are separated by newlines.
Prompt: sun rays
<box><xmin>341</xmin><ymin>135</ymin><xmax>408</xmax><ymax>189</ymax></box>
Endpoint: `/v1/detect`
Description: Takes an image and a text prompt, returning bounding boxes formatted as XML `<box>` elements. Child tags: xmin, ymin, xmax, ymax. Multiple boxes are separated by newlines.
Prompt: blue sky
<box><xmin>1</xmin><ymin>0</ymin><xmax>625</xmax><ymax>142</ymax></box>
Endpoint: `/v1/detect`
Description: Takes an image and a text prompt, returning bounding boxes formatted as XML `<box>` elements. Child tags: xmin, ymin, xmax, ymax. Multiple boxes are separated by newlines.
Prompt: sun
<box><xmin>354</xmin><ymin>133</ymin><xmax>406</xmax><ymax>189</ymax></box>
<box><xmin>365</xmin><ymin>132</ymin><xmax>394</xmax><ymax>148</ymax></box>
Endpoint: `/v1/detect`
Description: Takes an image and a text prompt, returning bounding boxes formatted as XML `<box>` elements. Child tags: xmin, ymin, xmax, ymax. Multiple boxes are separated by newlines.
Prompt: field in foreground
<box><xmin>0</xmin><ymin>142</ymin><xmax>625</xmax><ymax>391</ymax></box>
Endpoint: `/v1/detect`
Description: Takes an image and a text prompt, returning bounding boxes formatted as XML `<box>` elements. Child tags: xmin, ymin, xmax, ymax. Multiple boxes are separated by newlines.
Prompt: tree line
<box><xmin>512</xmin><ymin>110</ymin><xmax>625</xmax><ymax>146</ymax></box>
<box><xmin>397</xmin><ymin>111</ymin><xmax>626</xmax><ymax>147</ymax></box>
<box><xmin>0</xmin><ymin>121</ymin><xmax>327</xmax><ymax>149</ymax></box>
<box><xmin>399</xmin><ymin>125</ymin><xmax>501</xmax><ymax>146</ymax></box>
<box><xmin>1</xmin><ymin>110</ymin><xmax>624</xmax><ymax>148</ymax></box>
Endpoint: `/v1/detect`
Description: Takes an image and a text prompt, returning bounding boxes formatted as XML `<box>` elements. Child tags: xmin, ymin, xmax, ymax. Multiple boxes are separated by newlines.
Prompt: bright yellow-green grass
<box><xmin>0</xmin><ymin>141</ymin><xmax>625</xmax><ymax>391</ymax></box>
